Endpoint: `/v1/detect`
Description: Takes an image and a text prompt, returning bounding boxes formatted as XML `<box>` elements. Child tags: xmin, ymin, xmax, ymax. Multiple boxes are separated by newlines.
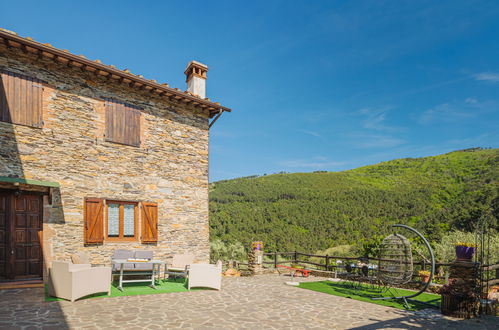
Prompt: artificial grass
<box><xmin>298</xmin><ymin>281</ymin><xmax>441</xmax><ymax>311</ymax></box>
<box><xmin>45</xmin><ymin>278</ymin><xmax>204</xmax><ymax>302</ymax></box>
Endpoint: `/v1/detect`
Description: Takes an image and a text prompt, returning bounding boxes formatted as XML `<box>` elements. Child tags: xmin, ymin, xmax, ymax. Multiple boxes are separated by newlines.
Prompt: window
<box><xmin>105</xmin><ymin>201</ymin><xmax>138</xmax><ymax>241</ymax></box>
<box><xmin>0</xmin><ymin>70</ymin><xmax>43</xmax><ymax>128</ymax></box>
<box><xmin>83</xmin><ymin>199</ymin><xmax>158</xmax><ymax>244</ymax></box>
<box><xmin>105</xmin><ymin>99</ymin><xmax>141</xmax><ymax>147</ymax></box>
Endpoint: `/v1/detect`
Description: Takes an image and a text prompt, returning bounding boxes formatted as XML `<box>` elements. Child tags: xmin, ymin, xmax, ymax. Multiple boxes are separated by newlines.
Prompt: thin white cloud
<box><xmin>396</xmin><ymin>77</ymin><xmax>469</xmax><ymax>97</ymax></box>
<box><xmin>419</xmin><ymin>98</ymin><xmax>496</xmax><ymax>124</ymax></box>
<box><xmin>298</xmin><ymin>129</ymin><xmax>322</xmax><ymax>138</ymax></box>
<box><xmin>464</xmin><ymin>97</ymin><xmax>478</xmax><ymax>104</ymax></box>
<box><xmin>420</xmin><ymin>103</ymin><xmax>469</xmax><ymax>124</ymax></box>
<box><xmin>473</xmin><ymin>72</ymin><xmax>499</xmax><ymax>82</ymax></box>
<box><xmin>358</xmin><ymin>106</ymin><xmax>402</xmax><ymax>132</ymax></box>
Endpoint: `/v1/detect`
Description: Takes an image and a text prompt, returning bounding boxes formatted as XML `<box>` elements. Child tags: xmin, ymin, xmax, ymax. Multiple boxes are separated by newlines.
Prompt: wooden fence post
<box><xmin>274</xmin><ymin>252</ymin><xmax>278</xmax><ymax>268</ymax></box>
<box><xmin>294</xmin><ymin>251</ymin><xmax>298</xmax><ymax>263</ymax></box>
<box><xmin>325</xmin><ymin>255</ymin><xmax>330</xmax><ymax>271</ymax></box>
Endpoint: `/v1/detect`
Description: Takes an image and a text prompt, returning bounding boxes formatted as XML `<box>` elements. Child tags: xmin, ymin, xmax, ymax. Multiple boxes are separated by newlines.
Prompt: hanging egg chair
<box><xmin>373</xmin><ymin>224</ymin><xmax>435</xmax><ymax>309</ymax></box>
<box><xmin>378</xmin><ymin>233</ymin><xmax>413</xmax><ymax>285</ymax></box>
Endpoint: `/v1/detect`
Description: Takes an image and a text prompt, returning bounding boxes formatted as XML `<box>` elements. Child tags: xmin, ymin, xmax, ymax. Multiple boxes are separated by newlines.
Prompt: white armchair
<box><xmin>188</xmin><ymin>261</ymin><xmax>222</xmax><ymax>290</ymax></box>
<box><xmin>164</xmin><ymin>254</ymin><xmax>194</xmax><ymax>279</ymax></box>
<box><xmin>48</xmin><ymin>261</ymin><xmax>112</xmax><ymax>302</ymax></box>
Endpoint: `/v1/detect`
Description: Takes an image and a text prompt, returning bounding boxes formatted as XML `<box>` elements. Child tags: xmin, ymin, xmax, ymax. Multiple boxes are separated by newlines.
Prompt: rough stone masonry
<box><xmin>0</xmin><ymin>39</ymin><xmax>217</xmax><ymax>281</ymax></box>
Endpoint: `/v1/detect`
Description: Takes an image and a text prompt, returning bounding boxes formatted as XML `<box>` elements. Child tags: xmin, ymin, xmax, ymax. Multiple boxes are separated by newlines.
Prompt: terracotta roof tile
<box><xmin>0</xmin><ymin>28</ymin><xmax>231</xmax><ymax>116</ymax></box>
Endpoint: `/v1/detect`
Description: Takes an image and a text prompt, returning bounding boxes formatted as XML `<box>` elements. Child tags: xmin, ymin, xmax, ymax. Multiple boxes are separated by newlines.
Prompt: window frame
<box><xmin>105</xmin><ymin>200</ymin><xmax>139</xmax><ymax>242</ymax></box>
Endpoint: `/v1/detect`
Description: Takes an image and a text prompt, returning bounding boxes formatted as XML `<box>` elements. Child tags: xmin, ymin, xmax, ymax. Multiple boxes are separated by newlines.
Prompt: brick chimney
<box><xmin>185</xmin><ymin>60</ymin><xmax>208</xmax><ymax>99</ymax></box>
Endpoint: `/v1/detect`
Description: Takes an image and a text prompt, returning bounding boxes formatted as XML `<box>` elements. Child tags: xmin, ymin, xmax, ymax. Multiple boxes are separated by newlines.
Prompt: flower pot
<box><xmin>420</xmin><ymin>275</ymin><xmax>430</xmax><ymax>283</ymax></box>
<box><xmin>455</xmin><ymin>245</ymin><xmax>476</xmax><ymax>260</ymax></box>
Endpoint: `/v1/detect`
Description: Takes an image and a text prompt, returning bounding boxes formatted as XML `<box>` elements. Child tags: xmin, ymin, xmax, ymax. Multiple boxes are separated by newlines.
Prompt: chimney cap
<box><xmin>184</xmin><ymin>60</ymin><xmax>208</xmax><ymax>76</ymax></box>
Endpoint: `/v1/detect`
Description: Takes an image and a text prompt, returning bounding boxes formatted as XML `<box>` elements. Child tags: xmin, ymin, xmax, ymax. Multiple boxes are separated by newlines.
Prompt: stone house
<box><xmin>0</xmin><ymin>28</ymin><xmax>230</xmax><ymax>284</ymax></box>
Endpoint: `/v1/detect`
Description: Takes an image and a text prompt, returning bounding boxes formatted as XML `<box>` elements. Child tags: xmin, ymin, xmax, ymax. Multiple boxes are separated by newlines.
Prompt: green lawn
<box><xmin>45</xmin><ymin>278</ymin><xmax>205</xmax><ymax>302</ymax></box>
<box><xmin>298</xmin><ymin>281</ymin><xmax>441</xmax><ymax>311</ymax></box>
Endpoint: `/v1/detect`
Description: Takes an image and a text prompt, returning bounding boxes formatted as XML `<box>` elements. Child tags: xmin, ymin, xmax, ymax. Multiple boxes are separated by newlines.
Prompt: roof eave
<box><xmin>0</xmin><ymin>30</ymin><xmax>231</xmax><ymax>118</ymax></box>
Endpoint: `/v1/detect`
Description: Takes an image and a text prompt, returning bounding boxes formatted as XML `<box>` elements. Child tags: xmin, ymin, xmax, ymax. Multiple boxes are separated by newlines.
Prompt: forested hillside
<box><xmin>209</xmin><ymin>148</ymin><xmax>498</xmax><ymax>254</ymax></box>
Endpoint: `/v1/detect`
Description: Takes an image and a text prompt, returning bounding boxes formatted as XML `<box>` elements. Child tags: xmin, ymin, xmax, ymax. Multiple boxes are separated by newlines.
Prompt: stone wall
<box><xmin>0</xmin><ymin>44</ymin><xmax>211</xmax><ymax>281</ymax></box>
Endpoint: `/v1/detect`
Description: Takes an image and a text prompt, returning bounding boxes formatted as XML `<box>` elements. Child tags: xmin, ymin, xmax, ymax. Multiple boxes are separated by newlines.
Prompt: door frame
<box><xmin>0</xmin><ymin>189</ymin><xmax>45</xmax><ymax>281</ymax></box>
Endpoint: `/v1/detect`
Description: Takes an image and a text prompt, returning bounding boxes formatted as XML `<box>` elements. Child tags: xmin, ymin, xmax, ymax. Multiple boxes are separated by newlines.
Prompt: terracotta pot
<box><xmin>420</xmin><ymin>275</ymin><xmax>430</xmax><ymax>283</ymax></box>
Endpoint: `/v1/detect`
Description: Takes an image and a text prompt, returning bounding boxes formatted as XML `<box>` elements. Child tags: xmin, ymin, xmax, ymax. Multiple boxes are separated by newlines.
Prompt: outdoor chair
<box><xmin>71</xmin><ymin>252</ymin><xmax>90</xmax><ymax>264</ymax></box>
<box><xmin>133</xmin><ymin>250</ymin><xmax>154</xmax><ymax>271</ymax></box>
<box><xmin>48</xmin><ymin>261</ymin><xmax>112</xmax><ymax>302</ymax></box>
<box><xmin>111</xmin><ymin>249</ymin><xmax>156</xmax><ymax>282</ymax></box>
<box><xmin>188</xmin><ymin>261</ymin><xmax>222</xmax><ymax>290</ymax></box>
<box><xmin>358</xmin><ymin>265</ymin><xmax>379</xmax><ymax>291</ymax></box>
<box><xmin>71</xmin><ymin>252</ymin><xmax>106</xmax><ymax>267</ymax></box>
<box><xmin>111</xmin><ymin>249</ymin><xmax>135</xmax><ymax>272</ymax></box>
<box><xmin>164</xmin><ymin>254</ymin><xmax>194</xmax><ymax>279</ymax></box>
<box><xmin>343</xmin><ymin>263</ymin><xmax>361</xmax><ymax>289</ymax></box>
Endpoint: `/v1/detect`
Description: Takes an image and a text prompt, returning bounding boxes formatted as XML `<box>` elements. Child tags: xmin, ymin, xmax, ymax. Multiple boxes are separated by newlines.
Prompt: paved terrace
<box><xmin>0</xmin><ymin>275</ymin><xmax>496</xmax><ymax>329</ymax></box>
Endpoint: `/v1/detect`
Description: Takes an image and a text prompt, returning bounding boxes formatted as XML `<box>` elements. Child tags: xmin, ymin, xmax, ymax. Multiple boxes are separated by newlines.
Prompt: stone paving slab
<box><xmin>0</xmin><ymin>275</ymin><xmax>497</xmax><ymax>329</ymax></box>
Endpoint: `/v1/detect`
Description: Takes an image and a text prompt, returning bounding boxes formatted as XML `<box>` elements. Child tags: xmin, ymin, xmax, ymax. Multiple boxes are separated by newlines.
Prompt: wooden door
<box><xmin>0</xmin><ymin>192</ymin><xmax>7</xmax><ymax>280</ymax></box>
<box><xmin>0</xmin><ymin>191</ymin><xmax>43</xmax><ymax>280</ymax></box>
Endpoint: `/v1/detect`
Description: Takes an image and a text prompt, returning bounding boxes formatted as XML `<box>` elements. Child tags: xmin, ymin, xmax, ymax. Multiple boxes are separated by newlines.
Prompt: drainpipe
<box><xmin>209</xmin><ymin>110</ymin><xmax>224</xmax><ymax>128</ymax></box>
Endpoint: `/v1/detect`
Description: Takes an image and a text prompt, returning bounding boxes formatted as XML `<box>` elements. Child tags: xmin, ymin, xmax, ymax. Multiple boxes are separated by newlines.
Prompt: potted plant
<box><xmin>418</xmin><ymin>270</ymin><xmax>431</xmax><ymax>282</ymax></box>
<box><xmin>455</xmin><ymin>242</ymin><xmax>477</xmax><ymax>261</ymax></box>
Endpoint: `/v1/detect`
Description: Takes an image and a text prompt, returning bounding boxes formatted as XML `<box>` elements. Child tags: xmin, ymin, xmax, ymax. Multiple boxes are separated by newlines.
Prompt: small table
<box><xmin>112</xmin><ymin>259</ymin><xmax>165</xmax><ymax>291</ymax></box>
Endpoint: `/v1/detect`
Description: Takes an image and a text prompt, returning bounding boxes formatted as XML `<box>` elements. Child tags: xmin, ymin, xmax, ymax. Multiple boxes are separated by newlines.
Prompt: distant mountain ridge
<box><xmin>209</xmin><ymin>148</ymin><xmax>498</xmax><ymax>253</ymax></box>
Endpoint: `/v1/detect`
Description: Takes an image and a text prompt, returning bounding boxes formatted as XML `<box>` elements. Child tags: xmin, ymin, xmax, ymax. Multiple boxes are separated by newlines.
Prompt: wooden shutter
<box><xmin>84</xmin><ymin>198</ymin><xmax>104</xmax><ymax>244</ymax></box>
<box><xmin>141</xmin><ymin>202</ymin><xmax>158</xmax><ymax>243</ymax></box>
<box><xmin>105</xmin><ymin>99</ymin><xmax>140</xmax><ymax>147</ymax></box>
<box><xmin>0</xmin><ymin>70</ymin><xmax>43</xmax><ymax>127</ymax></box>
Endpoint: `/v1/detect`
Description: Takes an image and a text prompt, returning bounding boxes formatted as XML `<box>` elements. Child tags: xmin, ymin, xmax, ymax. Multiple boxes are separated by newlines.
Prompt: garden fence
<box><xmin>262</xmin><ymin>251</ymin><xmax>499</xmax><ymax>288</ymax></box>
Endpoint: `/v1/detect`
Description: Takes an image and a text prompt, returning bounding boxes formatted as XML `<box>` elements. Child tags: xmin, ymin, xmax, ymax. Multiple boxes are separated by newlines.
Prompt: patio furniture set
<box><xmin>48</xmin><ymin>250</ymin><xmax>222</xmax><ymax>302</ymax></box>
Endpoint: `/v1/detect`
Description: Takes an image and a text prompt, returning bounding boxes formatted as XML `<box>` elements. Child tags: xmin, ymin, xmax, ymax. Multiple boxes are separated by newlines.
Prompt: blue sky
<box><xmin>2</xmin><ymin>1</ymin><xmax>498</xmax><ymax>182</ymax></box>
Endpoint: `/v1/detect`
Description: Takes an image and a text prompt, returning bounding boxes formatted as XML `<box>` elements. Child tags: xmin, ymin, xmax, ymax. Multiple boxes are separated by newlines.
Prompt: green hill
<box><xmin>209</xmin><ymin>148</ymin><xmax>498</xmax><ymax>254</ymax></box>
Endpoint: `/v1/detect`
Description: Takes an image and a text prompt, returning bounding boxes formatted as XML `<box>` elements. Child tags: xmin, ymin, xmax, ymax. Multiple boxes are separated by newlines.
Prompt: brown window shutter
<box><xmin>141</xmin><ymin>202</ymin><xmax>158</xmax><ymax>243</ymax></box>
<box><xmin>125</xmin><ymin>107</ymin><xmax>141</xmax><ymax>147</ymax></box>
<box><xmin>84</xmin><ymin>198</ymin><xmax>104</xmax><ymax>244</ymax></box>
<box><xmin>105</xmin><ymin>100</ymin><xmax>116</xmax><ymax>142</ymax></box>
<box><xmin>0</xmin><ymin>70</ymin><xmax>43</xmax><ymax>128</ymax></box>
<box><xmin>105</xmin><ymin>99</ymin><xmax>140</xmax><ymax>147</ymax></box>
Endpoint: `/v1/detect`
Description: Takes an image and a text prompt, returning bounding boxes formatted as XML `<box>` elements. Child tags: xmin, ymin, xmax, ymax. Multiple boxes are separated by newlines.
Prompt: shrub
<box><xmin>433</xmin><ymin>231</ymin><xmax>499</xmax><ymax>263</ymax></box>
<box><xmin>210</xmin><ymin>239</ymin><xmax>246</xmax><ymax>263</ymax></box>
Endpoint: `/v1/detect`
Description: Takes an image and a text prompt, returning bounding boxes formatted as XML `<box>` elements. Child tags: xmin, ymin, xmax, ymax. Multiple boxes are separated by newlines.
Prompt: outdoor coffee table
<box><xmin>112</xmin><ymin>259</ymin><xmax>165</xmax><ymax>291</ymax></box>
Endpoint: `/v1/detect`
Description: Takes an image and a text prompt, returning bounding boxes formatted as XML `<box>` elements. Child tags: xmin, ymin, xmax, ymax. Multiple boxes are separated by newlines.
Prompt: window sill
<box><xmin>104</xmin><ymin>238</ymin><xmax>139</xmax><ymax>243</ymax></box>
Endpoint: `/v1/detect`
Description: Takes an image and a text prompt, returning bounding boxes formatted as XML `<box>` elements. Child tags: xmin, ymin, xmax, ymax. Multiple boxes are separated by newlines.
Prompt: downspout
<box><xmin>209</xmin><ymin>109</ymin><xmax>224</xmax><ymax>128</ymax></box>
